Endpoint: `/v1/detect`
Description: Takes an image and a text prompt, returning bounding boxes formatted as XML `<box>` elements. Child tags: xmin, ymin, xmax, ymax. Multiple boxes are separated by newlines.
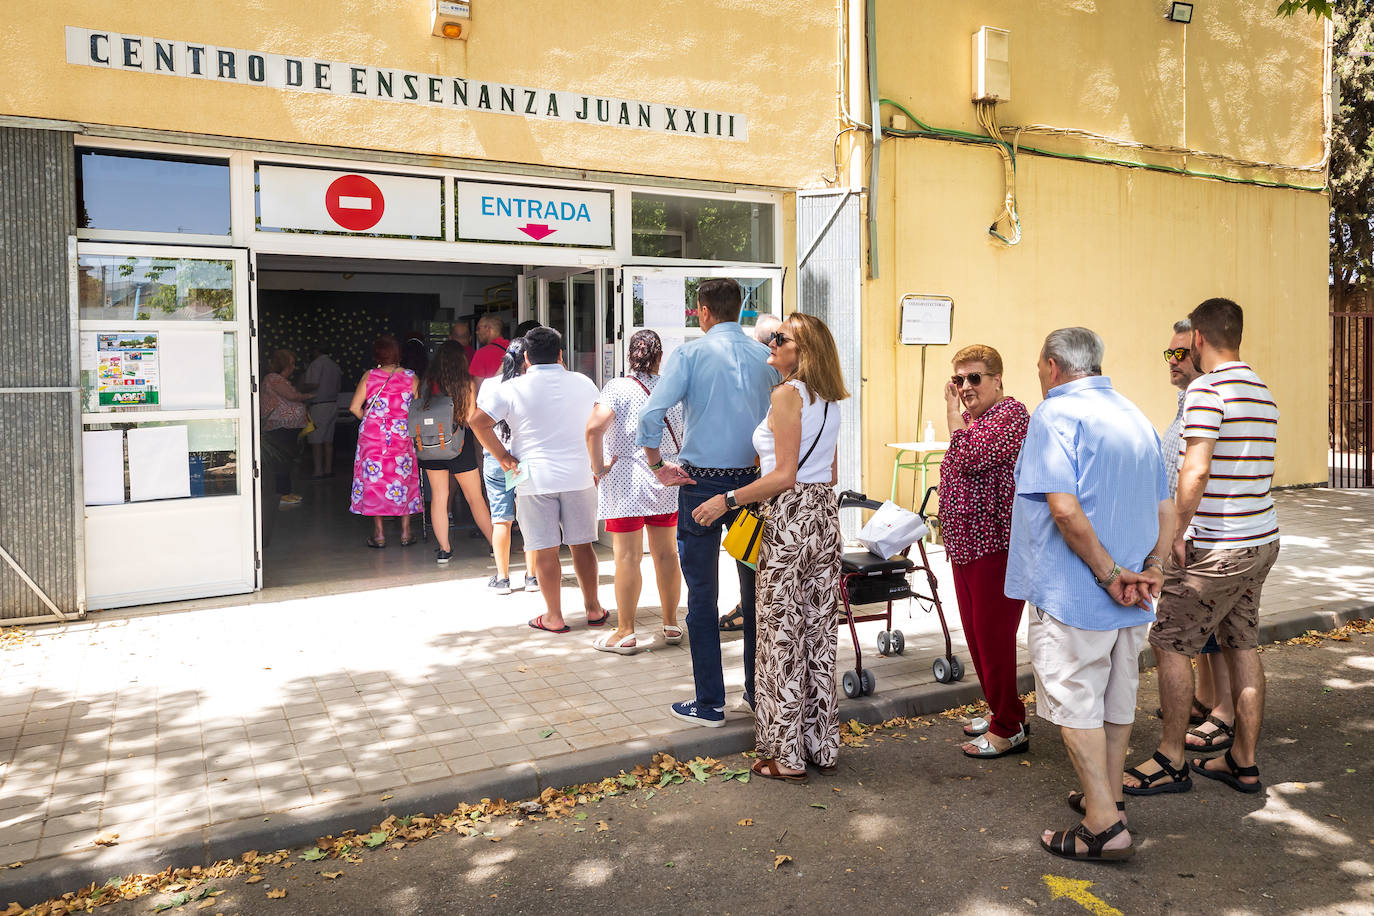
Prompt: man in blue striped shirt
<box><xmin>1006</xmin><ymin>327</ymin><xmax>1174</xmax><ymax>862</ymax></box>
<box><xmin>1125</xmin><ymin>298</ymin><xmax>1280</xmax><ymax>800</ymax></box>
<box><xmin>638</xmin><ymin>279</ymin><xmax>780</xmax><ymax>727</ymax></box>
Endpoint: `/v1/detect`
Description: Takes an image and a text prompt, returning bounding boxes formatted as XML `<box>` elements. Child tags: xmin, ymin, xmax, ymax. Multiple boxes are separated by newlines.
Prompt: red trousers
<box><xmin>950</xmin><ymin>549</ymin><xmax>1027</xmax><ymax>739</ymax></box>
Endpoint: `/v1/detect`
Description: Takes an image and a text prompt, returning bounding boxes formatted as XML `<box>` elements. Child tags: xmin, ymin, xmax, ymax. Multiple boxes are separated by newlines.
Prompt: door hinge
<box><xmin>248</xmin><ymin>260</ymin><xmax>256</xmax><ymax>283</ymax></box>
<box><xmin>253</xmin><ymin>460</ymin><xmax>260</xmax><ymax>479</ymax></box>
<box><xmin>615</xmin><ymin>278</ymin><xmax>623</xmax><ymax>294</ymax></box>
<box><xmin>254</xmin><ymin>550</ymin><xmax>261</xmax><ymax>570</ymax></box>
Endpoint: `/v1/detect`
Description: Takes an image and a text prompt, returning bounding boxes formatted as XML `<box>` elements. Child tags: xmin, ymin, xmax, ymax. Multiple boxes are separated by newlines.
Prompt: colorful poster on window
<box><xmin>97</xmin><ymin>332</ymin><xmax>160</xmax><ymax>407</ymax></box>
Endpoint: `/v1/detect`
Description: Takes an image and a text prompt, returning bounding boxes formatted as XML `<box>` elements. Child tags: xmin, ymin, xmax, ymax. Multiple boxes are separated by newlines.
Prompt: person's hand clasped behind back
<box><xmin>1109</xmin><ymin>565</ymin><xmax>1165</xmax><ymax>611</ymax></box>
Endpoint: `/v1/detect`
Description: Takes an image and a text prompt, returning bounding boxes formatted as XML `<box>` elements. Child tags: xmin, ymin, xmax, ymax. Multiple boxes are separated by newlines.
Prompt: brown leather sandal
<box><xmin>751</xmin><ymin>758</ymin><xmax>808</xmax><ymax>783</ymax></box>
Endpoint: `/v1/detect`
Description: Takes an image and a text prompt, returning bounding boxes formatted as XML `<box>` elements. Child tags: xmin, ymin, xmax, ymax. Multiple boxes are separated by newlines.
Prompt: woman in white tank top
<box><xmin>690</xmin><ymin>313</ymin><xmax>849</xmax><ymax>781</ymax></box>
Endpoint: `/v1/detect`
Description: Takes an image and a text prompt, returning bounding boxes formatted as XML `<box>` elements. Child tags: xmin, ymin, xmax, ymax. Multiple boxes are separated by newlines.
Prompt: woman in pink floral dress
<box><xmin>348</xmin><ymin>335</ymin><xmax>423</xmax><ymax>547</ymax></box>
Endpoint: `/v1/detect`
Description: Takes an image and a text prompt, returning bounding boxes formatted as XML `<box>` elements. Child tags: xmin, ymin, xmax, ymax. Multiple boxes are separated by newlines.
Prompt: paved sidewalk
<box><xmin>0</xmin><ymin>488</ymin><xmax>1370</xmax><ymax>903</ymax></box>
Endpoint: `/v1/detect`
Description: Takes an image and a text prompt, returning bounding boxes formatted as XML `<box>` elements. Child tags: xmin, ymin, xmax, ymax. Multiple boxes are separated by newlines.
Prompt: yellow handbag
<box><xmin>722</xmin><ymin>506</ymin><xmax>763</xmax><ymax>570</ymax></box>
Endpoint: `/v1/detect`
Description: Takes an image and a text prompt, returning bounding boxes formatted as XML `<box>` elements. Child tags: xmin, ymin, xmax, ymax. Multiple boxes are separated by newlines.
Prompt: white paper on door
<box><xmin>82</xmin><ymin>429</ymin><xmax>126</xmax><ymax>506</ymax></box>
<box><xmin>160</xmin><ymin>330</ymin><xmax>227</xmax><ymax>410</ymax></box>
<box><xmin>641</xmin><ymin>276</ymin><xmax>687</xmax><ymax>328</ymax></box>
<box><xmin>127</xmin><ymin>425</ymin><xmax>192</xmax><ymax>502</ymax></box>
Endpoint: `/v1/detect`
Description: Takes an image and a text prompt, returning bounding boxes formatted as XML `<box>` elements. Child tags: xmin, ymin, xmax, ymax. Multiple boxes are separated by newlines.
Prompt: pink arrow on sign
<box><xmin>519</xmin><ymin>223</ymin><xmax>557</xmax><ymax>241</ymax></box>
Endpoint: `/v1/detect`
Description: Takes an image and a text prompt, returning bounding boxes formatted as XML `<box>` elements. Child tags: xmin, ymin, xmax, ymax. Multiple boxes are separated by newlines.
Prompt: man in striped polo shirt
<box><xmin>1125</xmin><ymin>298</ymin><xmax>1279</xmax><ymax>798</ymax></box>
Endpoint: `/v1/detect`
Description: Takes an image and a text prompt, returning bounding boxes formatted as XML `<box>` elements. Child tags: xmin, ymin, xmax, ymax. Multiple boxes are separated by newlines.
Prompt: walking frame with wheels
<box><xmin>836</xmin><ymin>487</ymin><xmax>964</xmax><ymax>699</ymax></box>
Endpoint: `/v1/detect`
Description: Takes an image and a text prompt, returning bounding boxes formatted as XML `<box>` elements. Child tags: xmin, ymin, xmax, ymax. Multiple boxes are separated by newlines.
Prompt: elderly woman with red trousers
<box><xmin>939</xmin><ymin>343</ymin><xmax>1031</xmax><ymax>758</ymax></box>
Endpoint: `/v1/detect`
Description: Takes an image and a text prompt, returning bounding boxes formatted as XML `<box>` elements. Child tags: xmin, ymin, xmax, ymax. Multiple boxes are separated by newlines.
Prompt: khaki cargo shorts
<box><xmin>1148</xmin><ymin>540</ymin><xmax>1280</xmax><ymax>657</ymax></box>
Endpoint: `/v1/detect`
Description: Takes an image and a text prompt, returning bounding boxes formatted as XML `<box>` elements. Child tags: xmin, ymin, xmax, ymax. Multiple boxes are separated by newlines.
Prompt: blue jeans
<box><xmin>677</xmin><ymin>470</ymin><xmax>758</xmax><ymax>709</ymax></box>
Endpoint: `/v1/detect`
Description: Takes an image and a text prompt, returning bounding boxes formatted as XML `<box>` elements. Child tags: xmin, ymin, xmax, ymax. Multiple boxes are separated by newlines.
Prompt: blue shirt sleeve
<box><xmin>635</xmin><ymin>346</ymin><xmax>690</xmax><ymax>449</ymax></box>
<box><xmin>1014</xmin><ymin>412</ymin><xmax>1078</xmax><ymax>498</ymax></box>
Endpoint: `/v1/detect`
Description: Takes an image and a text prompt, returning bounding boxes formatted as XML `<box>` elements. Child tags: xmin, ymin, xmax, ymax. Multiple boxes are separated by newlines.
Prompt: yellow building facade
<box><xmin>854</xmin><ymin>1</ymin><xmax>1330</xmax><ymax>504</ymax></box>
<box><xmin>0</xmin><ymin>0</ymin><xmax>1331</xmax><ymax>617</ymax></box>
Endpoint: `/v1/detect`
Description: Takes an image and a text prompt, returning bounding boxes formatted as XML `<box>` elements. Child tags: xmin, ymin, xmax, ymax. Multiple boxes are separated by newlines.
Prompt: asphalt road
<box><xmin>53</xmin><ymin>632</ymin><xmax>1374</xmax><ymax>916</ymax></box>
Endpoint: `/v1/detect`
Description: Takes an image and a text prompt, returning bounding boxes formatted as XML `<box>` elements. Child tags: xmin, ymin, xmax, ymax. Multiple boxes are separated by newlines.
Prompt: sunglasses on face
<box><xmin>951</xmin><ymin>373</ymin><xmax>985</xmax><ymax>388</ymax></box>
<box><xmin>769</xmin><ymin>331</ymin><xmax>794</xmax><ymax>346</ymax></box>
<box><xmin>1163</xmin><ymin>347</ymin><xmax>1191</xmax><ymax>363</ymax></box>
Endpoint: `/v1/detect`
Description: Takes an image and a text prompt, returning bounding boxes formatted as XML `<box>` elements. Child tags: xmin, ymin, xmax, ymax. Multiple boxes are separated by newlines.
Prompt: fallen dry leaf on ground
<box><xmin>322</xmin><ymin>871</ymin><xmax>343</xmax><ymax>880</ymax></box>
<box><xmin>266</xmin><ymin>888</ymin><xmax>287</xmax><ymax>899</ymax></box>
<box><xmin>737</xmin><ymin>818</ymin><xmax>754</xmax><ymax>827</ymax></box>
<box><xmin>94</xmin><ymin>833</ymin><xmax>119</xmax><ymax>846</ymax></box>
<box><xmin>773</xmin><ymin>855</ymin><xmax>792</xmax><ymax>869</ymax></box>
<box><xmin>244</xmin><ymin>876</ymin><xmax>264</xmax><ymax>884</ymax></box>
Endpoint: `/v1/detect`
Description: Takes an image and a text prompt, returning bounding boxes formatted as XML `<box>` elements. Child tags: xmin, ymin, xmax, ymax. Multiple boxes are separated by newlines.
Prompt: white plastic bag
<box><xmin>859</xmin><ymin>500</ymin><xmax>929</xmax><ymax>559</ymax></box>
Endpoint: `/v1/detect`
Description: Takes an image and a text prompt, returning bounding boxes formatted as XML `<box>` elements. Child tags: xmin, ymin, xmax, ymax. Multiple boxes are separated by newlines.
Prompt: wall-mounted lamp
<box><xmin>1166</xmin><ymin>2</ymin><xmax>1194</xmax><ymax>23</ymax></box>
<box><xmin>431</xmin><ymin>0</ymin><xmax>471</xmax><ymax>39</ymax></box>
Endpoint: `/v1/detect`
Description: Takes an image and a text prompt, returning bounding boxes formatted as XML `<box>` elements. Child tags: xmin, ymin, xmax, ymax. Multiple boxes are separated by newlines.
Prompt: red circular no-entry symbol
<box><xmin>325</xmin><ymin>174</ymin><xmax>386</xmax><ymax>231</ymax></box>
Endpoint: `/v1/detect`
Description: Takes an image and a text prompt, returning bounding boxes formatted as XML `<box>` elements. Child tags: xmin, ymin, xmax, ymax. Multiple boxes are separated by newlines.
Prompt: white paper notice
<box><xmin>82</xmin><ymin>430</ymin><xmax>126</xmax><ymax>506</ymax></box>
<box><xmin>658</xmin><ymin>333</ymin><xmax>688</xmax><ymax>372</ymax></box>
<box><xmin>79</xmin><ymin>332</ymin><xmax>98</xmax><ymax>369</ymax></box>
<box><xmin>900</xmin><ymin>296</ymin><xmax>953</xmax><ymax>345</ymax></box>
<box><xmin>160</xmin><ymin>330</ymin><xmax>227</xmax><ymax>410</ymax></box>
<box><xmin>642</xmin><ymin>276</ymin><xmax>687</xmax><ymax>329</ymax></box>
<box><xmin>127</xmin><ymin>425</ymin><xmax>192</xmax><ymax>502</ymax></box>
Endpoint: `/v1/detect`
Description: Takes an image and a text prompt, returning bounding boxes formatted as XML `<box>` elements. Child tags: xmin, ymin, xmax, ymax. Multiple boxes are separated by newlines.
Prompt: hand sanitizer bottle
<box><xmin>923</xmin><ymin>420</ymin><xmax>935</xmax><ymax>443</ymax></box>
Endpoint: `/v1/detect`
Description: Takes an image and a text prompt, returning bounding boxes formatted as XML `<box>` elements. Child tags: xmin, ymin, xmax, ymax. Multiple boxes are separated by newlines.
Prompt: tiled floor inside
<box><xmin>0</xmin><ymin>488</ymin><xmax>1368</xmax><ymax>871</ymax></box>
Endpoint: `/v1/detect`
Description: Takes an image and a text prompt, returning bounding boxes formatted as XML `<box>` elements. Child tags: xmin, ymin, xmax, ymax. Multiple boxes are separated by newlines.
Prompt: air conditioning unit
<box><xmin>972</xmin><ymin>27</ymin><xmax>1011</xmax><ymax>102</ymax></box>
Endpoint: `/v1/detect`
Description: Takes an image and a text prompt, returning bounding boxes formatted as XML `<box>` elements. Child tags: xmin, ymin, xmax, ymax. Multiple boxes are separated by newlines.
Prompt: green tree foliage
<box><xmin>1329</xmin><ymin>1</ymin><xmax>1374</xmax><ymax>304</ymax></box>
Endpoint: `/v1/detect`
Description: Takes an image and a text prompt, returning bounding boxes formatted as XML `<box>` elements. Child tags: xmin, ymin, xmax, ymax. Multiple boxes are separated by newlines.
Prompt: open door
<box><xmin>76</xmin><ymin>243</ymin><xmax>258</xmax><ymax>608</ymax></box>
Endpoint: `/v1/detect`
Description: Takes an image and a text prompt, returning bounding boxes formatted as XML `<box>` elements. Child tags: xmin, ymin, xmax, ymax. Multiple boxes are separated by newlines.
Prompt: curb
<box><xmin>3</xmin><ymin>600</ymin><xmax>1369</xmax><ymax>907</ymax></box>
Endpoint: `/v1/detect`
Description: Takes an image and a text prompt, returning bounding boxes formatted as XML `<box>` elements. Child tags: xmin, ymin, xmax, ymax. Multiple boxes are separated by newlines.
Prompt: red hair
<box><xmin>372</xmin><ymin>334</ymin><xmax>400</xmax><ymax>366</ymax></box>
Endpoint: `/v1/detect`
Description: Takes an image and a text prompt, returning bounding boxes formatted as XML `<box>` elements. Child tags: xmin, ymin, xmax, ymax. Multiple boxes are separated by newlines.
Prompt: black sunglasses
<box><xmin>951</xmin><ymin>373</ymin><xmax>985</xmax><ymax>387</ymax></box>
<box><xmin>769</xmin><ymin>331</ymin><xmax>794</xmax><ymax>346</ymax></box>
<box><xmin>1163</xmin><ymin>347</ymin><xmax>1191</xmax><ymax>363</ymax></box>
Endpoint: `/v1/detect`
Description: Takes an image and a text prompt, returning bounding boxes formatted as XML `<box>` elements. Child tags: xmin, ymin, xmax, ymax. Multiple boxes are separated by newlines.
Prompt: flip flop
<box><xmin>586</xmin><ymin>610</ymin><xmax>610</xmax><ymax>628</ymax></box>
<box><xmin>593</xmin><ymin>632</ymin><xmax>641</xmax><ymax>655</ymax></box>
<box><xmin>751</xmin><ymin>758</ymin><xmax>808</xmax><ymax>783</ymax></box>
<box><xmin>1190</xmin><ymin>750</ymin><xmax>1263</xmax><ymax>794</ymax></box>
<box><xmin>366</xmin><ymin>537</ymin><xmax>387</xmax><ymax>549</ymax></box>
<box><xmin>528</xmin><ymin>615</ymin><xmax>571</xmax><ymax>634</ymax></box>
<box><xmin>719</xmin><ymin>605</ymin><xmax>744</xmax><ymax>632</ymax></box>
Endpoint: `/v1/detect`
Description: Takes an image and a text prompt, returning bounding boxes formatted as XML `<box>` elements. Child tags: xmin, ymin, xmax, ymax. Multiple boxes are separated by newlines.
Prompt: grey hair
<box><xmin>1041</xmin><ymin>327</ymin><xmax>1104</xmax><ymax>378</ymax></box>
<box><xmin>1172</xmin><ymin>318</ymin><xmax>1192</xmax><ymax>335</ymax></box>
<box><xmin>752</xmin><ymin>313</ymin><xmax>782</xmax><ymax>344</ymax></box>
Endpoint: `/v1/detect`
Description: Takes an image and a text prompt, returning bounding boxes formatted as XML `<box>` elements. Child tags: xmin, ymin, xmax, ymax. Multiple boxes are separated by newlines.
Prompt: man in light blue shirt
<box><xmin>637</xmin><ymin>278</ymin><xmax>780</xmax><ymax>727</ymax></box>
<box><xmin>1005</xmin><ymin>327</ymin><xmax>1173</xmax><ymax>863</ymax></box>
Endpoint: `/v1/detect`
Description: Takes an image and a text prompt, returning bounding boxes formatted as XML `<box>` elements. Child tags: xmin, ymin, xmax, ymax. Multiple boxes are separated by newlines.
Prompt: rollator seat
<box><xmin>841</xmin><ymin>550</ymin><xmax>916</xmax><ymax>576</ymax></box>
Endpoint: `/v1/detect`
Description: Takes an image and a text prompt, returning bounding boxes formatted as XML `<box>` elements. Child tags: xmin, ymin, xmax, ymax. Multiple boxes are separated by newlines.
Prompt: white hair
<box><xmin>753</xmin><ymin>313</ymin><xmax>782</xmax><ymax>344</ymax></box>
<box><xmin>1041</xmin><ymin>327</ymin><xmax>1104</xmax><ymax>378</ymax></box>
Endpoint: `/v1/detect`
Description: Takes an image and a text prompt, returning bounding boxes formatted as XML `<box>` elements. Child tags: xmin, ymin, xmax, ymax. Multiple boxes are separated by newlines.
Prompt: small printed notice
<box><xmin>97</xmin><ymin>332</ymin><xmax>160</xmax><ymax>406</ymax></box>
<box><xmin>127</xmin><ymin>425</ymin><xmax>191</xmax><ymax>502</ymax></box>
<box><xmin>642</xmin><ymin>276</ymin><xmax>687</xmax><ymax>329</ymax></box>
<box><xmin>899</xmin><ymin>296</ymin><xmax>953</xmax><ymax>346</ymax></box>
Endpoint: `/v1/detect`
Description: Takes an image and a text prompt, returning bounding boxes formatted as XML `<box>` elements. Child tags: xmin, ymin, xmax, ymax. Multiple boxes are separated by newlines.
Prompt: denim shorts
<box><xmin>483</xmin><ymin>453</ymin><xmax>516</xmax><ymax>523</ymax></box>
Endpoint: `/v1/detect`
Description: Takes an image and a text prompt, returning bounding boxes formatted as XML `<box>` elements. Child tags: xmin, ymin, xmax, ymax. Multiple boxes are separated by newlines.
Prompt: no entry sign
<box><xmin>257</xmin><ymin>164</ymin><xmax>442</xmax><ymax>237</ymax></box>
<box><xmin>325</xmin><ymin>174</ymin><xmax>385</xmax><ymax>231</ymax></box>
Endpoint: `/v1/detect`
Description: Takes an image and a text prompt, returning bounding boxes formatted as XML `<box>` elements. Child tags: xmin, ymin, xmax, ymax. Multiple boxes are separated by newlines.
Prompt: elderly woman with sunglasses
<box><xmin>939</xmin><ymin>344</ymin><xmax>1031</xmax><ymax>759</ymax></box>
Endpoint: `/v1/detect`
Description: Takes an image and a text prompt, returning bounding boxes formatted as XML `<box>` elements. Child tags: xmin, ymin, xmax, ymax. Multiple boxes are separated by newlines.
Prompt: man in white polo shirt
<box><xmin>1125</xmin><ymin>297</ymin><xmax>1280</xmax><ymax>798</ymax></box>
<box><xmin>470</xmin><ymin>326</ymin><xmax>608</xmax><ymax>633</ymax></box>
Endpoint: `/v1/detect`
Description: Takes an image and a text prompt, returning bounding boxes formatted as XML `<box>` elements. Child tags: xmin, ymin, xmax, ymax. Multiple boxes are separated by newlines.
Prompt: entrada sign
<box><xmin>65</xmin><ymin>27</ymin><xmax>748</xmax><ymax>142</ymax></box>
<box><xmin>456</xmin><ymin>181</ymin><xmax>613</xmax><ymax>247</ymax></box>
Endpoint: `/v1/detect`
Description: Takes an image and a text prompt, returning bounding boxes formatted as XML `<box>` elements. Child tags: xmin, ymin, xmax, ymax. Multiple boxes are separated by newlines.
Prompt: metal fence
<box><xmin>1331</xmin><ymin>310</ymin><xmax>1373</xmax><ymax>488</ymax></box>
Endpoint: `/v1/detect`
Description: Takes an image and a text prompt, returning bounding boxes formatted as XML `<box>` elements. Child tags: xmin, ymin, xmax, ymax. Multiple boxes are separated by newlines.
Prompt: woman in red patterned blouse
<box><xmin>938</xmin><ymin>344</ymin><xmax>1031</xmax><ymax>759</ymax></box>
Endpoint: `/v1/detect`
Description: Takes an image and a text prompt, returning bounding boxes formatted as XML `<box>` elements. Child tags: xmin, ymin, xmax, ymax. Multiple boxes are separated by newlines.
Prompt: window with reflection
<box><xmin>631</xmin><ymin>194</ymin><xmax>775</xmax><ymax>263</ymax></box>
<box><xmin>77</xmin><ymin>149</ymin><xmax>231</xmax><ymax>236</ymax></box>
<box><xmin>78</xmin><ymin>255</ymin><xmax>235</xmax><ymax>322</ymax></box>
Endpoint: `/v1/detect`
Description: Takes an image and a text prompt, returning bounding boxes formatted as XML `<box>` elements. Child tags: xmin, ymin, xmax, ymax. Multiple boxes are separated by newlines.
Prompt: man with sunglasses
<box><xmin>637</xmin><ymin>279</ymin><xmax>780</xmax><ymax>727</ymax></box>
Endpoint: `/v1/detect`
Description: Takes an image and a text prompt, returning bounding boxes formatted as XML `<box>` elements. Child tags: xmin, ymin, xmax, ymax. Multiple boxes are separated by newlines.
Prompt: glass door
<box><xmin>76</xmin><ymin>243</ymin><xmax>256</xmax><ymax>608</ymax></box>
<box><xmin>618</xmin><ymin>265</ymin><xmax>785</xmax><ymax>376</ymax></box>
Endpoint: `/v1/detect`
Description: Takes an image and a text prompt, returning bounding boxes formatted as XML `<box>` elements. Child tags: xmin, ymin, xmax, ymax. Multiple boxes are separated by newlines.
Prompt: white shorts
<box><xmin>1029</xmin><ymin>607</ymin><xmax>1149</xmax><ymax>729</ymax></box>
<box><xmin>516</xmin><ymin>487</ymin><xmax>599</xmax><ymax>551</ymax></box>
<box><xmin>306</xmin><ymin>402</ymin><xmax>337</xmax><ymax>444</ymax></box>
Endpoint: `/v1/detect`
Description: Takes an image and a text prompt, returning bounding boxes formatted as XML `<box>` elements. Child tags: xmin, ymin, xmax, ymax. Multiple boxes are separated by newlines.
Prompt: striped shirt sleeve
<box><xmin>1182</xmin><ymin>381</ymin><xmax>1223</xmax><ymax>440</ymax></box>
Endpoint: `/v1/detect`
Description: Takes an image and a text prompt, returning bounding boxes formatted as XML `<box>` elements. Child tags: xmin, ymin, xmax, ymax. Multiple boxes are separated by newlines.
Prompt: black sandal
<box><xmin>1190</xmin><ymin>749</ymin><xmax>1263</xmax><ymax>794</ymax></box>
<box><xmin>1067</xmin><ymin>792</ymin><xmax>1127</xmax><ymax>817</ymax></box>
<box><xmin>1041</xmin><ymin>820</ymin><xmax>1134</xmax><ymax>862</ymax></box>
<box><xmin>1154</xmin><ymin>696</ymin><xmax>1212</xmax><ymax>726</ymax></box>
<box><xmin>1186</xmin><ymin>714</ymin><xmax>1235</xmax><ymax>753</ymax></box>
<box><xmin>1123</xmin><ymin>750</ymin><xmax>1192</xmax><ymax>796</ymax></box>
<box><xmin>718</xmin><ymin>605</ymin><xmax>744</xmax><ymax>632</ymax></box>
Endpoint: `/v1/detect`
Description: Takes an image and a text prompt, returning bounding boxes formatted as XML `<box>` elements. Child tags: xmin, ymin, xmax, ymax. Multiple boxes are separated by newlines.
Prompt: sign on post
<box><xmin>900</xmin><ymin>295</ymin><xmax>953</xmax><ymax>345</ymax></box>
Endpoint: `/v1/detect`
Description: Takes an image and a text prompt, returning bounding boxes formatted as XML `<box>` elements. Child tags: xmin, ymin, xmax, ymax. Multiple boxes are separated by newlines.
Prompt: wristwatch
<box><xmin>1094</xmin><ymin>563</ymin><xmax>1123</xmax><ymax>588</ymax></box>
<box><xmin>725</xmin><ymin>491</ymin><xmax>738</xmax><ymax>510</ymax></box>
